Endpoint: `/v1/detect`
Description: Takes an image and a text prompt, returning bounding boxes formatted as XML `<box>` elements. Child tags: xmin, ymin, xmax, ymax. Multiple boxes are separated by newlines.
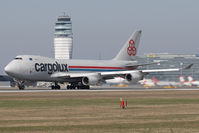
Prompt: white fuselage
<box><xmin>4</xmin><ymin>55</ymin><xmax>137</xmax><ymax>82</ymax></box>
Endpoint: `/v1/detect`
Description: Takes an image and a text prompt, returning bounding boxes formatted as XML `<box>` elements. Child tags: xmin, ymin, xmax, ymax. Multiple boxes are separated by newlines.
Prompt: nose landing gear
<box><xmin>17</xmin><ymin>81</ymin><xmax>25</xmax><ymax>90</ymax></box>
<box><xmin>17</xmin><ymin>83</ymin><xmax>25</xmax><ymax>90</ymax></box>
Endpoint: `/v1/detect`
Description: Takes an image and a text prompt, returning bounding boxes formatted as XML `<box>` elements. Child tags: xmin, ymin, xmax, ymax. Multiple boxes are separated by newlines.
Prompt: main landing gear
<box><xmin>51</xmin><ymin>82</ymin><xmax>90</xmax><ymax>90</ymax></box>
<box><xmin>67</xmin><ymin>83</ymin><xmax>90</xmax><ymax>89</ymax></box>
<box><xmin>51</xmin><ymin>82</ymin><xmax>61</xmax><ymax>90</ymax></box>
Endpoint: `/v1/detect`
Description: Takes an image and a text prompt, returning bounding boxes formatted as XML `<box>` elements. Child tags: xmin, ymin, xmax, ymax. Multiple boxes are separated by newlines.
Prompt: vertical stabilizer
<box><xmin>187</xmin><ymin>75</ymin><xmax>194</xmax><ymax>82</ymax></box>
<box><xmin>179</xmin><ymin>75</ymin><xmax>185</xmax><ymax>83</ymax></box>
<box><xmin>113</xmin><ymin>30</ymin><xmax>142</xmax><ymax>61</ymax></box>
<box><xmin>152</xmin><ymin>76</ymin><xmax>159</xmax><ymax>84</ymax></box>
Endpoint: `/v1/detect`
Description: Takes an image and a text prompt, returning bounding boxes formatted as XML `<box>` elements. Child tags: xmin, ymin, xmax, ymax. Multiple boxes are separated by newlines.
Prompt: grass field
<box><xmin>0</xmin><ymin>90</ymin><xmax>199</xmax><ymax>133</ymax></box>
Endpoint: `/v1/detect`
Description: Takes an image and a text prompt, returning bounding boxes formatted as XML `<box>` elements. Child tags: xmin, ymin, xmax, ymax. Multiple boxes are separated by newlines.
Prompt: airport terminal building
<box><xmin>137</xmin><ymin>53</ymin><xmax>199</xmax><ymax>81</ymax></box>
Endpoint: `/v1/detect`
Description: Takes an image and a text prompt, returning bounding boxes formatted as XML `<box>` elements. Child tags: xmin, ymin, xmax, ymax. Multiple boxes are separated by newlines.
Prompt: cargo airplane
<box><xmin>4</xmin><ymin>30</ymin><xmax>191</xmax><ymax>90</ymax></box>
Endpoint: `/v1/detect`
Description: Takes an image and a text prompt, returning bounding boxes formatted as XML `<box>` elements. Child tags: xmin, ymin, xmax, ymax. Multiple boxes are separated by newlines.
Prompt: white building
<box><xmin>54</xmin><ymin>15</ymin><xmax>73</xmax><ymax>59</ymax></box>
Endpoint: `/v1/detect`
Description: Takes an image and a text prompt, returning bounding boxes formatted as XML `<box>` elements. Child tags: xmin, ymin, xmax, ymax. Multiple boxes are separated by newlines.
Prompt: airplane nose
<box><xmin>4</xmin><ymin>64</ymin><xmax>14</xmax><ymax>76</ymax></box>
<box><xmin>4</xmin><ymin>64</ymin><xmax>10</xmax><ymax>74</ymax></box>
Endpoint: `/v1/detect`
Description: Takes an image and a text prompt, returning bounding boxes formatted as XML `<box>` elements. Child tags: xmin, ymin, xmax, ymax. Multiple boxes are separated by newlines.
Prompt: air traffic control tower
<box><xmin>54</xmin><ymin>15</ymin><xmax>73</xmax><ymax>59</ymax></box>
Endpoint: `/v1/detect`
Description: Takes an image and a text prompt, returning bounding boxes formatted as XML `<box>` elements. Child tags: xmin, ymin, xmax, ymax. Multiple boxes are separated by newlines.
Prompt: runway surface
<box><xmin>0</xmin><ymin>86</ymin><xmax>199</xmax><ymax>93</ymax></box>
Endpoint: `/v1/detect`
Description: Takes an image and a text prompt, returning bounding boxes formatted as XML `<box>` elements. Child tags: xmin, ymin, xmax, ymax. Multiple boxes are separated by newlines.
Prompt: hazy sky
<box><xmin>0</xmin><ymin>0</ymin><xmax>199</xmax><ymax>74</ymax></box>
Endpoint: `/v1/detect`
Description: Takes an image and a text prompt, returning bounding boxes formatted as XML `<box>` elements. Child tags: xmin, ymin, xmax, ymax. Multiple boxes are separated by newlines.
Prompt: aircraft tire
<box><xmin>72</xmin><ymin>85</ymin><xmax>76</xmax><ymax>89</ymax></box>
<box><xmin>51</xmin><ymin>86</ymin><xmax>55</xmax><ymax>90</ymax></box>
<box><xmin>57</xmin><ymin>85</ymin><xmax>60</xmax><ymax>90</ymax></box>
<box><xmin>76</xmin><ymin>85</ymin><xmax>80</xmax><ymax>89</ymax></box>
<box><xmin>79</xmin><ymin>85</ymin><xmax>90</xmax><ymax>89</ymax></box>
<box><xmin>52</xmin><ymin>85</ymin><xmax>60</xmax><ymax>90</ymax></box>
<box><xmin>85</xmin><ymin>85</ymin><xmax>90</xmax><ymax>89</ymax></box>
<box><xmin>67</xmin><ymin>85</ymin><xmax>73</xmax><ymax>90</ymax></box>
<box><xmin>87</xmin><ymin>85</ymin><xmax>90</xmax><ymax>89</ymax></box>
<box><xmin>55</xmin><ymin>85</ymin><xmax>60</xmax><ymax>90</ymax></box>
<box><xmin>67</xmin><ymin>84</ymin><xmax>89</xmax><ymax>90</ymax></box>
<box><xmin>18</xmin><ymin>84</ymin><xmax>25</xmax><ymax>90</ymax></box>
<box><xmin>19</xmin><ymin>86</ymin><xmax>25</xmax><ymax>90</ymax></box>
<box><xmin>67</xmin><ymin>85</ymin><xmax>70</xmax><ymax>89</ymax></box>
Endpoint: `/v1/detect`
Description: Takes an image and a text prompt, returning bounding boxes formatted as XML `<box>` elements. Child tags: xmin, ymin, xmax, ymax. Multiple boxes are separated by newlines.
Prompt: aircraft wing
<box><xmin>101</xmin><ymin>64</ymin><xmax>193</xmax><ymax>77</ymax></box>
<box><xmin>98</xmin><ymin>68</ymin><xmax>180</xmax><ymax>78</ymax></box>
<box><xmin>50</xmin><ymin>68</ymin><xmax>179</xmax><ymax>83</ymax></box>
<box><xmin>51</xmin><ymin>64</ymin><xmax>193</xmax><ymax>80</ymax></box>
<box><xmin>141</xmin><ymin>68</ymin><xmax>180</xmax><ymax>73</ymax></box>
<box><xmin>124</xmin><ymin>61</ymin><xmax>165</xmax><ymax>69</ymax></box>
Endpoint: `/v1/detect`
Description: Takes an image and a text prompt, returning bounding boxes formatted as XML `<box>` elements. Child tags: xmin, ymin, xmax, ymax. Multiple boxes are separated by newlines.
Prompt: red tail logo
<box><xmin>127</xmin><ymin>39</ymin><xmax>136</xmax><ymax>56</ymax></box>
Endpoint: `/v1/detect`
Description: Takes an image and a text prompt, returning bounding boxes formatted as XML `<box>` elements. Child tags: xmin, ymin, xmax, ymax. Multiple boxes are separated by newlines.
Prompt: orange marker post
<box><xmin>121</xmin><ymin>100</ymin><xmax>125</xmax><ymax>109</ymax></box>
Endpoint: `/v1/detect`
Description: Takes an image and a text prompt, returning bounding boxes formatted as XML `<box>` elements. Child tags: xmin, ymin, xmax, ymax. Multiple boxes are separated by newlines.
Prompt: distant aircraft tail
<box><xmin>113</xmin><ymin>30</ymin><xmax>142</xmax><ymax>61</ymax></box>
<box><xmin>187</xmin><ymin>75</ymin><xmax>194</xmax><ymax>82</ymax></box>
<box><xmin>152</xmin><ymin>76</ymin><xmax>159</xmax><ymax>84</ymax></box>
<box><xmin>179</xmin><ymin>75</ymin><xmax>186</xmax><ymax>83</ymax></box>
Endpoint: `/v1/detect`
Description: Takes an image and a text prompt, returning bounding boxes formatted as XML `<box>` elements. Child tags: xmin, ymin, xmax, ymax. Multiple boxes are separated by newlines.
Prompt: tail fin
<box><xmin>187</xmin><ymin>75</ymin><xmax>194</xmax><ymax>82</ymax></box>
<box><xmin>113</xmin><ymin>30</ymin><xmax>142</xmax><ymax>61</ymax></box>
<box><xmin>152</xmin><ymin>76</ymin><xmax>159</xmax><ymax>84</ymax></box>
<box><xmin>179</xmin><ymin>75</ymin><xmax>185</xmax><ymax>83</ymax></box>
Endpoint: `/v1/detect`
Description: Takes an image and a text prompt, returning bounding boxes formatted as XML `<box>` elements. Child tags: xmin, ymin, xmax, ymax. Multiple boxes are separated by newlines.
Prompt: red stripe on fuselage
<box><xmin>68</xmin><ymin>66</ymin><xmax>136</xmax><ymax>70</ymax></box>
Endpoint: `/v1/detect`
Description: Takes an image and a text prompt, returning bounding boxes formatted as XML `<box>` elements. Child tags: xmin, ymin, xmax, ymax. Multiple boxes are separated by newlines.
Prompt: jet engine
<box><xmin>125</xmin><ymin>71</ymin><xmax>144</xmax><ymax>83</ymax></box>
<box><xmin>82</xmin><ymin>75</ymin><xmax>99</xmax><ymax>85</ymax></box>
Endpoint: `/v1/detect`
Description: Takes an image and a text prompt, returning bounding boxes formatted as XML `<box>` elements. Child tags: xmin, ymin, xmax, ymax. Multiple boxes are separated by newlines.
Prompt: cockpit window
<box><xmin>14</xmin><ymin>57</ymin><xmax>23</xmax><ymax>60</ymax></box>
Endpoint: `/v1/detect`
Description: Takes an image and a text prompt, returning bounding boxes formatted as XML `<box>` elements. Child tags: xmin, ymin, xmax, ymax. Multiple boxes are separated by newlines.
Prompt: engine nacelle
<box><xmin>125</xmin><ymin>71</ymin><xmax>144</xmax><ymax>83</ymax></box>
<box><xmin>82</xmin><ymin>75</ymin><xmax>99</xmax><ymax>85</ymax></box>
